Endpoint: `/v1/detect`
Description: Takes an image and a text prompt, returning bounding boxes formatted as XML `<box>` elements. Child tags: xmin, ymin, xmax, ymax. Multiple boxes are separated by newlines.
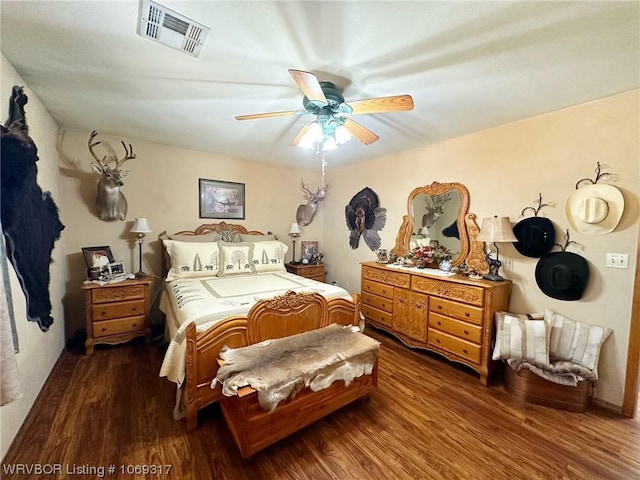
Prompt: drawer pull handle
<box><xmin>438</xmin><ymin>305</ymin><xmax>442</xmax><ymax>310</ymax></box>
<box><xmin>464</xmin><ymin>330</ymin><xmax>469</xmax><ymax>335</ymax></box>
<box><xmin>465</xmin><ymin>312</ymin><xmax>470</xmax><ymax>317</ymax></box>
<box><xmin>463</xmin><ymin>349</ymin><xmax>468</xmax><ymax>354</ymax></box>
<box><xmin>132</xmin><ymin>323</ymin><xmax>137</xmax><ymax>328</ymax></box>
<box><xmin>437</xmin><ymin>321</ymin><xmax>442</xmax><ymax>326</ymax></box>
<box><xmin>101</xmin><ymin>327</ymin><xmax>107</xmax><ymax>332</ymax></box>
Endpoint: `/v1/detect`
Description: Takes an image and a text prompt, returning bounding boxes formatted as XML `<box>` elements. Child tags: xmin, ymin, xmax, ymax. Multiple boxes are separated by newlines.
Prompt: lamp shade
<box><xmin>476</xmin><ymin>216</ymin><xmax>517</xmax><ymax>243</ymax></box>
<box><xmin>288</xmin><ymin>222</ymin><xmax>301</xmax><ymax>235</ymax></box>
<box><xmin>130</xmin><ymin>217</ymin><xmax>152</xmax><ymax>234</ymax></box>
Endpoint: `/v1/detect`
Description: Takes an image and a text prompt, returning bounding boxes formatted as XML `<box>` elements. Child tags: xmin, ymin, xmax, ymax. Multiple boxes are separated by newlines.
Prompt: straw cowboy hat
<box><xmin>535</xmin><ymin>251</ymin><xmax>590</xmax><ymax>301</ymax></box>
<box><xmin>512</xmin><ymin>217</ymin><xmax>555</xmax><ymax>258</ymax></box>
<box><xmin>565</xmin><ymin>184</ymin><xmax>624</xmax><ymax>235</ymax></box>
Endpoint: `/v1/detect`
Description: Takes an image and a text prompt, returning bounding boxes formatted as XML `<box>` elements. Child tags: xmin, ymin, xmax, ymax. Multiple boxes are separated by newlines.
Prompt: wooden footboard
<box><xmin>184</xmin><ymin>292</ymin><xmax>361</xmax><ymax>431</ymax></box>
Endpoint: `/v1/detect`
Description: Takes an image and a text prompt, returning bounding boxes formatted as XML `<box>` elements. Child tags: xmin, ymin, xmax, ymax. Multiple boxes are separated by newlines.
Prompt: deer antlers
<box><xmin>88</xmin><ymin>130</ymin><xmax>135</xmax><ymax>170</ymax></box>
<box><xmin>300</xmin><ymin>177</ymin><xmax>329</xmax><ymax>200</ymax></box>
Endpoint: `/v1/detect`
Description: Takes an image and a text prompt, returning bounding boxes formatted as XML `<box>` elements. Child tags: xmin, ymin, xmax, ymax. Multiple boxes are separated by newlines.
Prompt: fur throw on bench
<box><xmin>214</xmin><ymin>323</ymin><xmax>380</xmax><ymax>412</ymax></box>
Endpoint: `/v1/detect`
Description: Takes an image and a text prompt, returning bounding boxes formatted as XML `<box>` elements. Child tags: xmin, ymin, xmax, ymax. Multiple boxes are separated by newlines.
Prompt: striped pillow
<box><xmin>492</xmin><ymin>311</ymin><xmax>550</xmax><ymax>367</ymax></box>
<box><xmin>548</xmin><ymin>313</ymin><xmax>612</xmax><ymax>372</ymax></box>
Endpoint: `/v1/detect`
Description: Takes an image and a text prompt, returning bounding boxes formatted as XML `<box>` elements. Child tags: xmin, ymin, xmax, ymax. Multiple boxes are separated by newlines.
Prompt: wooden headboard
<box><xmin>159</xmin><ymin>222</ymin><xmax>274</xmax><ymax>278</ymax></box>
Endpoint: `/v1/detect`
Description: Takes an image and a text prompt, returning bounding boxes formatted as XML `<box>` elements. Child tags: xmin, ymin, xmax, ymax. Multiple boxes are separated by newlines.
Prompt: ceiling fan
<box><xmin>235</xmin><ymin>69</ymin><xmax>414</xmax><ymax>149</ymax></box>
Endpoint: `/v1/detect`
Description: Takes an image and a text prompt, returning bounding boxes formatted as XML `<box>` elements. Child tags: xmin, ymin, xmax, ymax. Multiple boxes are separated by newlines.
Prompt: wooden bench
<box><xmin>220</xmin><ymin>360</ymin><xmax>378</xmax><ymax>459</ymax></box>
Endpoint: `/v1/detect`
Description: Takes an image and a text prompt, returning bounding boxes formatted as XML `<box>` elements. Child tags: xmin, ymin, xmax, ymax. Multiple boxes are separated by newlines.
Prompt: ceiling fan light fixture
<box><xmin>322</xmin><ymin>136</ymin><xmax>338</xmax><ymax>151</ymax></box>
<box><xmin>335</xmin><ymin>124</ymin><xmax>352</xmax><ymax>145</ymax></box>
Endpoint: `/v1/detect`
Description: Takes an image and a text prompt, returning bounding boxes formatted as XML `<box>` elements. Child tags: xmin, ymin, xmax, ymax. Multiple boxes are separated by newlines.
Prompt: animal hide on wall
<box><xmin>0</xmin><ymin>86</ymin><xmax>65</xmax><ymax>331</ymax></box>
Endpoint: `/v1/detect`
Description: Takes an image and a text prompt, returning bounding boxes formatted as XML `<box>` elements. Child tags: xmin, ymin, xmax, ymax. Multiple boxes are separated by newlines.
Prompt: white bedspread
<box><xmin>159</xmin><ymin>271</ymin><xmax>353</xmax><ymax>388</ymax></box>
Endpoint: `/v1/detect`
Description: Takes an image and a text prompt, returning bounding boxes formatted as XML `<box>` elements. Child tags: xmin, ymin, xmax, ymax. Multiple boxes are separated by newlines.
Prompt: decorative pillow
<box><xmin>492</xmin><ymin>311</ymin><xmax>549</xmax><ymax>366</ymax></box>
<box><xmin>548</xmin><ymin>312</ymin><xmax>612</xmax><ymax>372</ymax></box>
<box><xmin>218</xmin><ymin>242</ymin><xmax>256</xmax><ymax>276</ymax></box>
<box><xmin>218</xmin><ymin>230</ymin><xmax>241</xmax><ymax>243</ymax></box>
<box><xmin>158</xmin><ymin>231</ymin><xmax>221</xmax><ymax>243</ymax></box>
<box><xmin>239</xmin><ymin>233</ymin><xmax>276</xmax><ymax>242</ymax></box>
<box><xmin>251</xmin><ymin>241</ymin><xmax>288</xmax><ymax>273</ymax></box>
<box><xmin>162</xmin><ymin>240</ymin><xmax>221</xmax><ymax>281</ymax></box>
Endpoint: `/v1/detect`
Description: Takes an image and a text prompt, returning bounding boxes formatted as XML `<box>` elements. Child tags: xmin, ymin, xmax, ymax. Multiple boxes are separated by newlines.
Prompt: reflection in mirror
<box><xmin>410</xmin><ymin>191</ymin><xmax>462</xmax><ymax>257</ymax></box>
<box><xmin>392</xmin><ymin>181</ymin><xmax>489</xmax><ymax>273</ymax></box>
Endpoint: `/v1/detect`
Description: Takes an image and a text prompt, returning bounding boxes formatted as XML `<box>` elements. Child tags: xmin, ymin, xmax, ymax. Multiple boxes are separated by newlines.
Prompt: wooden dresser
<box><xmin>286</xmin><ymin>263</ymin><xmax>326</xmax><ymax>282</ymax></box>
<box><xmin>82</xmin><ymin>277</ymin><xmax>152</xmax><ymax>355</ymax></box>
<box><xmin>361</xmin><ymin>262</ymin><xmax>510</xmax><ymax>384</ymax></box>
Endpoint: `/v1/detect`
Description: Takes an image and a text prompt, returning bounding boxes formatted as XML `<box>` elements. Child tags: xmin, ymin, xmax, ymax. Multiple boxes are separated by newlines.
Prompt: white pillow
<box><xmin>218</xmin><ymin>242</ymin><xmax>256</xmax><ymax>276</ymax></box>
<box><xmin>548</xmin><ymin>312</ymin><xmax>612</xmax><ymax>372</ymax></box>
<box><xmin>492</xmin><ymin>311</ymin><xmax>549</xmax><ymax>366</ymax></box>
<box><xmin>162</xmin><ymin>240</ymin><xmax>221</xmax><ymax>281</ymax></box>
<box><xmin>252</xmin><ymin>241</ymin><xmax>288</xmax><ymax>273</ymax></box>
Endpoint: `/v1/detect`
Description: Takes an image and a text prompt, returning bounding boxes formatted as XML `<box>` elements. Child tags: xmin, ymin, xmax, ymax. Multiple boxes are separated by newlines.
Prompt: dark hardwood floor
<box><xmin>3</xmin><ymin>327</ymin><xmax>639</xmax><ymax>480</ymax></box>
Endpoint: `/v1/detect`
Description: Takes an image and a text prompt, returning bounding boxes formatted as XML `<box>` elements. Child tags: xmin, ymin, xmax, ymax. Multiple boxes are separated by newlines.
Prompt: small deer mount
<box><xmin>296</xmin><ymin>178</ymin><xmax>329</xmax><ymax>226</ymax></box>
<box><xmin>88</xmin><ymin>130</ymin><xmax>135</xmax><ymax>221</ymax></box>
<box><xmin>422</xmin><ymin>193</ymin><xmax>451</xmax><ymax>228</ymax></box>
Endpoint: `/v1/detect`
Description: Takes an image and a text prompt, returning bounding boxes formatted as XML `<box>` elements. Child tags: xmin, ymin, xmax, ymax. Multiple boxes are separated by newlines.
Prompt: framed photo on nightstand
<box><xmin>301</xmin><ymin>241</ymin><xmax>319</xmax><ymax>261</ymax></box>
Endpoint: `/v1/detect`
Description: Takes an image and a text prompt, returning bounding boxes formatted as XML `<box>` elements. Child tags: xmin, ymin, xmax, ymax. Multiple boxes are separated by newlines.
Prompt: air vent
<box><xmin>137</xmin><ymin>0</ymin><xmax>209</xmax><ymax>57</ymax></box>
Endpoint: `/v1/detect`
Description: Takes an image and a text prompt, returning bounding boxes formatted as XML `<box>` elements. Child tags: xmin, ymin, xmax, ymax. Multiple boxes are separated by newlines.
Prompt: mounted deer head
<box><xmin>296</xmin><ymin>178</ymin><xmax>329</xmax><ymax>226</ymax></box>
<box><xmin>88</xmin><ymin>130</ymin><xmax>135</xmax><ymax>221</ymax></box>
<box><xmin>421</xmin><ymin>193</ymin><xmax>452</xmax><ymax>228</ymax></box>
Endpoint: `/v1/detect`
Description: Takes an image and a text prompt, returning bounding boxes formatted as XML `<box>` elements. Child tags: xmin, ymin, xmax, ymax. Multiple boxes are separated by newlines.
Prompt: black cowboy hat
<box><xmin>513</xmin><ymin>217</ymin><xmax>555</xmax><ymax>258</ymax></box>
<box><xmin>535</xmin><ymin>251</ymin><xmax>589</xmax><ymax>301</ymax></box>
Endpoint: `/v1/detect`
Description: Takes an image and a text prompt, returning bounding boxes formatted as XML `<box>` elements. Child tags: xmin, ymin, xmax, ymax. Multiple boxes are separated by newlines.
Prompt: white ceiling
<box><xmin>1</xmin><ymin>1</ymin><xmax>638</xmax><ymax>169</ymax></box>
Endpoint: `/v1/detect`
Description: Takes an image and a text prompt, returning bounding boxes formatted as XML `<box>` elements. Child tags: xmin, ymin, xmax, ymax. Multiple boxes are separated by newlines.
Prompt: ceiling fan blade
<box><xmin>290</xmin><ymin>124</ymin><xmax>311</xmax><ymax>147</ymax></box>
<box><xmin>288</xmin><ymin>69</ymin><xmax>327</xmax><ymax>103</ymax></box>
<box><xmin>235</xmin><ymin>110</ymin><xmax>300</xmax><ymax>121</ymax></box>
<box><xmin>348</xmin><ymin>94</ymin><xmax>414</xmax><ymax>115</ymax></box>
<box><xmin>343</xmin><ymin>119</ymin><xmax>379</xmax><ymax>145</ymax></box>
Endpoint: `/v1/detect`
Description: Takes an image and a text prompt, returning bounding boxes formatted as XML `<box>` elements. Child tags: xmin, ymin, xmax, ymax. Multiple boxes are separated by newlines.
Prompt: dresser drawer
<box><xmin>362</xmin><ymin>304</ymin><xmax>393</xmax><ymax>327</ymax></box>
<box><xmin>92</xmin><ymin>299</ymin><xmax>146</xmax><ymax>321</ymax></box>
<box><xmin>429</xmin><ymin>297</ymin><xmax>483</xmax><ymax>325</ymax></box>
<box><xmin>92</xmin><ymin>285</ymin><xmax>146</xmax><ymax>304</ymax></box>
<box><xmin>428</xmin><ymin>330</ymin><xmax>481</xmax><ymax>364</ymax></box>
<box><xmin>429</xmin><ymin>313</ymin><xmax>482</xmax><ymax>344</ymax></box>
<box><xmin>362</xmin><ymin>279</ymin><xmax>394</xmax><ymax>299</ymax></box>
<box><xmin>362</xmin><ymin>266</ymin><xmax>410</xmax><ymax>288</ymax></box>
<box><xmin>362</xmin><ymin>292</ymin><xmax>393</xmax><ymax>313</ymax></box>
<box><xmin>93</xmin><ymin>315</ymin><xmax>146</xmax><ymax>338</ymax></box>
<box><xmin>308</xmin><ymin>273</ymin><xmax>325</xmax><ymax>282</ymax></box>
<box><xmin>412</xmin><ymin>277</ymin><xmax>485</xmax><ymax>307</ymax></box>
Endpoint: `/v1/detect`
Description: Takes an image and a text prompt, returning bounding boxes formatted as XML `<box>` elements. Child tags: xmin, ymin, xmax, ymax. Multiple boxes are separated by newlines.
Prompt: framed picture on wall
<box><xmin>199</xmin><ymin>178</ymin><xmax>245</xmax><ymax>219</ymax></box>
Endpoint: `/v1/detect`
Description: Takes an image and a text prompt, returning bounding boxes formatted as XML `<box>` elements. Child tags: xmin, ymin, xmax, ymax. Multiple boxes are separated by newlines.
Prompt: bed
<box><xmin>158</xmin><ymin>222</ymin><xmax>361</xmax><ymax>431</ymax></box>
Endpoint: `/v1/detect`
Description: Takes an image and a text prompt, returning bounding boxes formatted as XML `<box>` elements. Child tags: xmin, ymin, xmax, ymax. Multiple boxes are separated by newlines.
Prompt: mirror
<box><xmin>391</xmin><ymin>181</ymin><xmax>489</xmax><ymax>273</ymax></box>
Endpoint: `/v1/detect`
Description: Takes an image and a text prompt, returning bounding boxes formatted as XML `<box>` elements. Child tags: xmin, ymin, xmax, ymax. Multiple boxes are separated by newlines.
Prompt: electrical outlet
<box><xmin>606</xmin><ymin>253</ymin><xmax>629</xmax><ymax>269</ymax></box>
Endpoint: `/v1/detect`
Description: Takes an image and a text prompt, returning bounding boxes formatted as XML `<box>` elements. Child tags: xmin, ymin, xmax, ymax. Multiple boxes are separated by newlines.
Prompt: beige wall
<box><xmin>0</xmin><ymin>55</ymin><xmax>66</xmax><ymax>458</ymax></box>
<box><xmin>323</xmin><ymin>89</ymin><xmax>639</xmax><ymax>408</ymax></box>
<box><xmin>56</xmin><ymin>129</ymin><xmax>324</xmax><ymax>337</ymax></box>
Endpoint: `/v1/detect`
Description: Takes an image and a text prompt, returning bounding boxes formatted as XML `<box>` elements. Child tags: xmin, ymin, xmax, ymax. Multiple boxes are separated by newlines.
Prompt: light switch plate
<box><xmin>606</xmin><ymin>253</ymin><xmax>629</xmax><ymax>269</ymax></box>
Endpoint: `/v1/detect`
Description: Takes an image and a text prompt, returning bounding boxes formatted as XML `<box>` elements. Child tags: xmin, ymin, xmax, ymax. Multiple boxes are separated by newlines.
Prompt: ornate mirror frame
<box><xmin>391</xmin><ymin>181</ymin><xmax>489</xmax><ymax>274</ymax></box>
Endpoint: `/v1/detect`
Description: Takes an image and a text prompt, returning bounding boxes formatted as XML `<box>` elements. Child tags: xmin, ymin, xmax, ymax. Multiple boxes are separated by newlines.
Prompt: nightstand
<box><xmin>82</xmin><ymin>277</ymin><xmax>152</xmax><ymax>355</ymax></box>
<box><xmin>286</xmin><ymin>263</ymin><xmax>326</xmax><ymax>282</ymax></box>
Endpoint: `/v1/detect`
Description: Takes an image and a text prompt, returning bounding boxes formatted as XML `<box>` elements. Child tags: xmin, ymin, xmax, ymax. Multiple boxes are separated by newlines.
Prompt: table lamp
<box><xmin>130</xmin><ymin>217</ymin><xmax>152</xmax><ymax>277</ymax></box>
<box><xmin>288</xmin><ymin>222</ymin><xmax>301</xmax><ymax>264</ymax></box>
<box><xmin>476</xmin><ymin>216</ymin><xmax>517</xmax><ymax>281</ymax></box>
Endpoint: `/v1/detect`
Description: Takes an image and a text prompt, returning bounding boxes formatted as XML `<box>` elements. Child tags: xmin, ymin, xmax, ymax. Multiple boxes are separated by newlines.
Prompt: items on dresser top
<box><xmin>82</xmin><ymin>277</ymin><xmax>152</xmax><ymax>355</ymax></box>
<box><xmin>361</xmin><ymin>261</ymin><xmax>511</xmax><ymax>384</ymax></box>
